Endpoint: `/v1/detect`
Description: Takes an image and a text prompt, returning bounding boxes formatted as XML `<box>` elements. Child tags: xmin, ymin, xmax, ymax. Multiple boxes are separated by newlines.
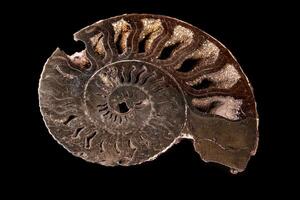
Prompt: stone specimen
<box><xmin>38</xmin><ymin>14</ymin><xmax>258</xmax><ymax>173</ymax></box>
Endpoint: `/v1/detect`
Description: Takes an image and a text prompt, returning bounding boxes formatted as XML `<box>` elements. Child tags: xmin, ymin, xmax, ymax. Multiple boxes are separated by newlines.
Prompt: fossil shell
<box><xmin>38</xmin><ymin>14</ymin><xmax>258</xmax><ymax>173</ymax></box>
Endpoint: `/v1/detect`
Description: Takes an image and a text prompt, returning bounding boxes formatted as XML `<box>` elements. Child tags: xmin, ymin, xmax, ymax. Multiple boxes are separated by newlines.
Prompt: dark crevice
<box><xmin>73</xmin><ymin>127</ymin><xmax>84</xmax><ymax>138</ymax></box>
<box><xmin>93</xmin><ymin>34</ymin><xmax>105</xmax><ymax>59</ymax></box>
<box><xmin>120</xmin><ymin>72</ymin><xmax>125</xmax><ymax>83</ymax></box>
<box><xmin>115</xmin><ymin>33</ymin><xmax>124</xmax><ymax>54</ymax></box>
<box><xmin>97</xmin><ymin>103</ymin><xmax>107</xmax><ymax>107</ymax></box>
<box><xmin>177</xmin><ymin>58</ymin><xmax>200</xmax><ymax>72</ymax></box>
<box><xmin>115</xmin><ymin>142</ymin><xmax>121</xmax><ymax>154</ymax></box>
<box><xmin>127</xmin><ymin>67</ymin><xmax>133</xmax><ymax>83</ymax></box>
<box><xmin>118</xmin><ymin>159</ymin><xmax>125</xmax><ymax>164</ymax></box>
<box><xmin>134</xmin><ymin>68</ymin><xmax>146</xmax><ymax>83</ymax></box>
<box><xmin>85</xmin><ymin>132</ymin><xmax>97</xmax><ymax>148</ymax></box>
<box><xmin>152</xmin><ymin>87</ymin><xmax>164</xmax><ymax>93</ymax></box>
<box><xmin>118</xmin><ymin>102</ymin><xmax>129</xmax><ymax>113</ymax></box>
<box><xmin>158</xmin><ymin>42</ymin><xmax>181</xmax><ymax>60</ymax></box>
<box><xmin>99</xmin><ymin>141</ymin><xmax>104</xmax><ymax>153</ymax></box>
<box><xmin>138</xmin><ymin>33</ymin><xmax>151</xmax><ymax>53</ymax></box>
<box><xmin>98</xmin><ymin>106</ymin><xmax>108</xmax><ymax>112</ymax></box>
<box><xmin>103</xmin><ymin>111</ymin><xmax>110</xmax><ymax>116</ymax></box>
<box><xmin>63</xmin><ymin>115</ymin><xmax>77</xmax><ymax>125</ymax></box>
<box><xmin>134</xmin><ymin>101</ymin><xmax>143</xmax><ymax>106</ymax></box>
<box><xmin>192</xmin><ymin>79</ymin><xmax>214</xmax><ymax>90</ymax></box>
<box><xmin>195</xmin><ymin>101</ymin><xmax>221</xmax><ymax>113</ymax></box>
<box><xmin>128</xmin><ymin>139</ymin><xmax>136</xmax><ymax>149</ymax></box>
<box><xmin>140</xmin><ymin>72</ymin><xmax>155</xmax><ymax>85</ymax></box>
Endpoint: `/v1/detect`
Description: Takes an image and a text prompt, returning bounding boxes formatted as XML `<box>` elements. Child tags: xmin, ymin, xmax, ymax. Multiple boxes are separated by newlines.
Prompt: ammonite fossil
<box><xmin>38</xmin><ymin>14</ymin><xmax>258</xmax><ymax>173</ymax></box>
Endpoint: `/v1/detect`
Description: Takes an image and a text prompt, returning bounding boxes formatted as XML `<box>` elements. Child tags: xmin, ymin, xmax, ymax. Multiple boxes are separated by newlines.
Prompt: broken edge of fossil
<box><xmin>189</xmin><ymin>114</ymin><xmax>258</xmax><ymax>173</ymax></box>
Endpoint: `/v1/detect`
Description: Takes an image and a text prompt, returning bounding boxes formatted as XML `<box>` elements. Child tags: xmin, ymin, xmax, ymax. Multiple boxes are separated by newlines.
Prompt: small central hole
<box><xmin>118</xmin><ymin>102</ymin><xmax>129</xmax><ymax>113</ymax></box>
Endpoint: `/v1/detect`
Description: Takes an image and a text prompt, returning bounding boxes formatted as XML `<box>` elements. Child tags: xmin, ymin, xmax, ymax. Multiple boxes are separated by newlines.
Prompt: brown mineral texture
<box><xmin>38</xmin><ymin>14</ymin><xmax>258</xmax><ymax>173</ymax></box>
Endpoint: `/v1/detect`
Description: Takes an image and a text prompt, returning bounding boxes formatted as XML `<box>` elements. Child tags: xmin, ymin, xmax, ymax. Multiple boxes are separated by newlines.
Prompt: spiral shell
<box><xmin>38</xmin><ymin>14</ymin><xmax>258</xmax><ymax>173</ymax></box>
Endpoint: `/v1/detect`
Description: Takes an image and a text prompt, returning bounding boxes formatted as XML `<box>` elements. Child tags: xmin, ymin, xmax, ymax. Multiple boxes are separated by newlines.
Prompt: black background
<box><xmin>5</xmin><ymin>0</ymin><xmax>292</xmax><ymax>191</ymax></box>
